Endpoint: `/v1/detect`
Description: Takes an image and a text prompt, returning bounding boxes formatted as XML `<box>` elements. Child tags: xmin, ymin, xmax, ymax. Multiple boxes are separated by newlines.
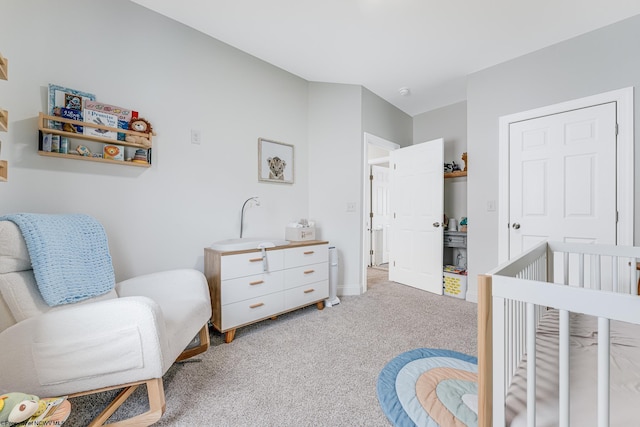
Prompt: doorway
<box><xmin>498</xmin><ymin>87</ymin><xmax>634</xmax><ymax>262</ymax></box>
<box><xmin>362</xmin><ymin>133</ymin><xmax>399</xmax><ymax>293</ymax></box>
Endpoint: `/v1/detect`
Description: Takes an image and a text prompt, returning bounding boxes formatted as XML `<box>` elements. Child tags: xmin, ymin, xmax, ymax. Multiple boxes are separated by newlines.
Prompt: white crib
<box><xmin>477</xmin><ymin>241</ymin><xmax>640</xmax><ymax>427</ymax></box>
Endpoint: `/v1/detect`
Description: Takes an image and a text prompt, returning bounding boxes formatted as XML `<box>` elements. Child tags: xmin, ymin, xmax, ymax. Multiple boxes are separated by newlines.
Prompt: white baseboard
<box><xmin>338</xmin><ymin>284</ymin><xmax>361</xmax><ymax>296</ymax></box>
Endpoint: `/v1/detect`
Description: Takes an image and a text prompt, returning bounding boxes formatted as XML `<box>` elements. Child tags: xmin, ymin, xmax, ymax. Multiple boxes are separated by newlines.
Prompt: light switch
<box><xmin>190</xmin><ymin>129</ymin><xmax>201</xmax><ymax>145</ymax></box>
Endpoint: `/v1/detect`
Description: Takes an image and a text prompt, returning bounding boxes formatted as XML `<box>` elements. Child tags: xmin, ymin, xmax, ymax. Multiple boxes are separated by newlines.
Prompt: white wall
<box><xmin>307</xmin><ymin>83</ymin><xmax>363</xmax><ymax>295</ymax></box>
<box><xmin>466</xmin><ymin>14</ymin><xmax>640</xmax><ymax>302</ymax></box>
<box><xmin>0</xmin><ymin>0</ymin><xmax>310</xmax><ymax>281</ymax></box>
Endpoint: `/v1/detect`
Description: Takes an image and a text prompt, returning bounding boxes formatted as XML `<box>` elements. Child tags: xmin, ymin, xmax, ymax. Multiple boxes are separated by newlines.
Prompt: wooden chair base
<box><xmin>176</xmin><ymin>324</ymin><xmax>210</xmax><ymax>362</ymax></box>
<box><xmin>70</xmin><ymin>378</ymin><xmax>165</xmax><ymax>427</ymax></box>
<box><xmin>70</xmin><ymin>323</ymin><xmax>210</xmax><ymax>426</ymax></box>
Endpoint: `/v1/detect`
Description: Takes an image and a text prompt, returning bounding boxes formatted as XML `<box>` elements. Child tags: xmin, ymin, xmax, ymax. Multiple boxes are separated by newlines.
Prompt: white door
<box><xmin>509</xmin><ymin>102</ymin><xmax>617</xmax><ymax>257</ymax></box>
<box><xmin>389</xmin><ymin>139</ymin><xmax>443</xmax><ymax>294</ymax></box>
<box><xmin>371</xmin><ymin>164</ymin><xmax>390</xmax><ymax>265</ymax></box>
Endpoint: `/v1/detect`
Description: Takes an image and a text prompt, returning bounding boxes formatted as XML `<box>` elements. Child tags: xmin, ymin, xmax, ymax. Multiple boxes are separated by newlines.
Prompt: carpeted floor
<box><xmin>66</xmin><ymin>269</ymin><xmax>477</xmax><ymax>426</ymax></box>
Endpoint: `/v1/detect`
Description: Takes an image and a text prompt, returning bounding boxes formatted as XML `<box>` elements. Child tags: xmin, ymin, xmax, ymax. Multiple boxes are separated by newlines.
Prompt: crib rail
<box><xmin>478</xmin><ymin>241</ymin><xmax>640</xmax><ymax>427</ymax></box>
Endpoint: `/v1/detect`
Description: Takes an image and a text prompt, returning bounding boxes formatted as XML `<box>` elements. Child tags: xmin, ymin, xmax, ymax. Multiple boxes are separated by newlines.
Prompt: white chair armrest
<box><xmin>116</xmin><ymin>269</ymin><xmax>210</xmax><ymax>312</ymax></box>
<box><xmin>0</xmin><ymin>296</ymin><xmax>170</xmax><ymax>397</ymax></box>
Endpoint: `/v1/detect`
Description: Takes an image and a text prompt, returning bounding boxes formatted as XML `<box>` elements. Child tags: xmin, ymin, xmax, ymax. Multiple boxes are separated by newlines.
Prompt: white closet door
<box><xmin>389</xmin><ymin>138</ymin><xmax>443</xmax><ymax>295</ymax></box>
<box><xmin>509</xmin><ymin>102</ymin><xmax>617</xmax><ymax>258</ymax></box>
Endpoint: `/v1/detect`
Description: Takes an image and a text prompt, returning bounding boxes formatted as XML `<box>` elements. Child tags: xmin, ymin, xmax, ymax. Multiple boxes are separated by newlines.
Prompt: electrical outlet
<box><xmin>487</xmin><ymin>200</ymin><xmax>496</xmax><ymax>212</ymax></box>
<box><xmin>190</xmin><ymin>129</ymin><xmax>201</xmax><ymax>145</ymax></box>
<box><xmin>346</xmin><ymin>202</ymin><xmax>356</xmax><ymax>212</ymax></box>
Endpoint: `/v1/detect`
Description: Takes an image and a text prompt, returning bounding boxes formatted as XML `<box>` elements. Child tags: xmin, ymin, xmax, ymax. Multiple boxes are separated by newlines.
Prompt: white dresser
<box><xmin>204</xmin><ymin>241</ymin><xmax>329</xmax><ymax>342</ymax></box>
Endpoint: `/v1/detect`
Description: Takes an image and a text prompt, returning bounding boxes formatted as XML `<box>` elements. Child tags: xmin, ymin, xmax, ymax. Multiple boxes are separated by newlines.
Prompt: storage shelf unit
<box><xmin>444</xmin><ymin>170</ymin><xmax>467</xmax><ymax>178</ymax></box>
<box><xmin>37</xmin><ymin>112</ymin><xmax>153</xmax><ymax>168</ymax></box>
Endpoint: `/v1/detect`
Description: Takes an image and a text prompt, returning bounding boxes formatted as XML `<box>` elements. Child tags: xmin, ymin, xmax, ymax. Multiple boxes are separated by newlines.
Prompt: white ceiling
<box><xmin>130</xmin><ymin>0</ymin><xmax>640</xmax><ymax>117</ymax></box>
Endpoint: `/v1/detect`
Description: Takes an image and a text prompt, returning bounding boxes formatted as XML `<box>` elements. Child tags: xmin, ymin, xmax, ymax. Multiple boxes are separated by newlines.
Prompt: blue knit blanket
<box><xmin>1</xmin><ymin>213</ymin><xmax>115</xmax><ymax>306</ymax></box>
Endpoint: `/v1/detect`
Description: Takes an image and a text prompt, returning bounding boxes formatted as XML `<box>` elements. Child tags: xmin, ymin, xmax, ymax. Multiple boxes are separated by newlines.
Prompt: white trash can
<box><xmin>326</xmin><ymin>246</ymin><xmax>340</xmax><ymax>307</ymax></box>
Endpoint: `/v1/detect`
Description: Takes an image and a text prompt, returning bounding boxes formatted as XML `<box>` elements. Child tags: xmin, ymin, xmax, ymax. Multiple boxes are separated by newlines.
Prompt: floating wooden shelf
<box><xmin>0</xmin><ymin>54</ymin><xmax>7</xmax><ymax>81</ymax></box>
<box><xmin>38</xmin><ymin>112</ymin><xmax>153</xmax><ymax>168</ymax></box>
<box><xmin>38</xmin><ymin>113</ymin><xmax>153</xmax><ymax>149</ymax></box>
<box><xmin>444</xmin><ymin>170</ymin><xmax>467</xmax><ymax>178</ymax></box>
<box><xmin>37</xmin><ymin>151</ymin><xmax>150</xmax><ymax>168</ymax></box>
<box><xmin>0</xmin><ymin>160</ymin><xmax>7</xmax><ymax>181</ymax></box>
<box><xmin>0</xmin><ymin>109</ymin><xmax>7</xmax><ymax>132</ymax></box>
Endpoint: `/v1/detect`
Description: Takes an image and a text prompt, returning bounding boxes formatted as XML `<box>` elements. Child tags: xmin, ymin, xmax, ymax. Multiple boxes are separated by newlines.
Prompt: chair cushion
<box><xmin>0</xmin><ymin>221</ymin><xmax>31</xmax><ymax>274</ymax></box>
<box><xmin>0</xmin><ymin>271</ymin><xmax>118</xmax><ymax>323</ymax></box>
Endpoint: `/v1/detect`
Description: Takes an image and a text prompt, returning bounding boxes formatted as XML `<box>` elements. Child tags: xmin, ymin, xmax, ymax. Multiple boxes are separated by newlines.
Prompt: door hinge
<box><xmin>370</xmin><ymin>174</ymin><xmax>373</xmax><ymax>181</ymax></box>
<box><xmin>393</xmin><ymin>213</ymin><xmax>396</xmax><ymax>219</ymax></box>
<box><xmin>616</xmin><ymin>123</ymin><xmax>619</xmax><ymax>136</ymax></box>
<box><xmin>370</xmin><ymin>250</ymin><xmax>374</xmax><ymax>255</ymax></box>
<box><xmin>369</xmin><ymin>212</ymin><xmax>374</xmax><ymax>218</ymax></box>
<box><xmin>616</xmin><ymin>211</ymin><xmax>619</xmax><ymax>223</ymax></box>
<box><xmin>393</xmin><ymin>163</ymin><xmax>397</xmax><ymax>170</ymax></box>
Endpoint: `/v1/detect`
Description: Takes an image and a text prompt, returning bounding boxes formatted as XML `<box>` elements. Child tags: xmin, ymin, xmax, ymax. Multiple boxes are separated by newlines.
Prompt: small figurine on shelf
<box><xmin>125</xmin><ymin>118</ymin><xmax>153</xmax><ymax>148</ymax></box>
<box><xmin>132</xmin><ymin>149</ymin><xmax>148</xmax><ymax>164</ymax></box>
<box><xmin>459</xmin><ymin>217</ymin><xmax>468</xmax><ymax>232</ymax></box>
<box><xmin>462</xmin><ymin>152</ymin><xmax>468</xmax><ymax>172</ymax></box>
<box><xmin>451</xmin><ymin>161</ymin><xmax>461</xmax><ymax>172</ymax></box>
<box><xmin>76</xmin><ymin>145</ymin><xmax>91</xmax><ymax>156</ymax></box>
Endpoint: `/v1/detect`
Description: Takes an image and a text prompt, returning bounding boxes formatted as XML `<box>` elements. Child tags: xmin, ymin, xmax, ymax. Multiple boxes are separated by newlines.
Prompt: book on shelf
<box><xmin>47</xmin><ymin>84</ymin><xmax>95</xmax><ymax>132</ymax></box>
<box><xmin>83</xmin><ymin>108</ymin><xmax>118</xmax><ymax>140</ymax></box>
<box><xmin>83</xmin><ymin>100</ymin><xmax>138</xmax><ymax>141</ymax></box>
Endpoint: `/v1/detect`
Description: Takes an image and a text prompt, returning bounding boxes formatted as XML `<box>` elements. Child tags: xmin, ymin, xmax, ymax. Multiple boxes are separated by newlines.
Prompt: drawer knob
<box><xmin>304</xmin><ymin>288</ymin><xmax>315</xmax><ymax>294</ymax></box>
<box><xmin>249</xmin><ymin>302</ymin><xmax>264</xmax><ymax>309</ymax></box>
<box><xmin>303</xmin><ymin>269</ymin><xmax>315</xmax><ymax>274</ymax></box>
<box><xmin>249</xmin><ymin>280</ymin><xmax>264</xmax><ymax>285</ymax></box>
<box><xmin>303</xmin><ymin>251</ymin><xmax>315</xmax><ymax>255</ymax></box>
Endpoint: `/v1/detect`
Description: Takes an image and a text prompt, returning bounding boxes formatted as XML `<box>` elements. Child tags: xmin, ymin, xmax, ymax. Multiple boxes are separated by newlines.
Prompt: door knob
<box><xmin>433</xmin><ymin>222</ymin><xmax>441</xmax><ymax>228</ymax></box>
<box><xmin>512</xmin><ymin>223</ymin><xmax>521</xmax><ymax>230</ymax></box>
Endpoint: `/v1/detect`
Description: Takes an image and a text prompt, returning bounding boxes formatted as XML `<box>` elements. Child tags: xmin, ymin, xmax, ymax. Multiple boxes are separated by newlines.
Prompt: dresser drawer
<box><xmin>284</xmin><ymin>244</ymin><xmax>328</xmax><ymax>268</ymax></box>
<box><xmin>221</xmin><ymin>293</ymin><xmax>284</xmax><ymax>330</ymax></box>
<box><xmin>284</xmin><ymin>262</ymin><xmax>328</xmax><ymax>289</ymax></box>
<box><xmin>284</xmin><ymin>281</ymin><xmax>328</xmax><ymax>310</ymax></box>
<box><xmin>221</xmin><ymin>250</ymin><xmax>285</xmax><ymax>280</ymax></box>
<box><xmin>221</xmin><ymin>271</ymin><xmax>284</xmax><ymax>305</ymax></box>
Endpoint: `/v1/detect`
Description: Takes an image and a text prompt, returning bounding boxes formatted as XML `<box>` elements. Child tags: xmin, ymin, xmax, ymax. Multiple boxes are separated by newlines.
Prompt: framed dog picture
<box><xmin>258</xmin><ymin>138</ymin><xmax>294</xmax><ymax>184</ymax></box>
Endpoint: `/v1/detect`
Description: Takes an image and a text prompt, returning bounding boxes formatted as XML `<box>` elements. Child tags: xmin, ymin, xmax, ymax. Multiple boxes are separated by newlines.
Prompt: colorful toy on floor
<box><xmin>0</xmin><ymin>392</ymin><xmax>46</xmax><ymax>425</ymax></box>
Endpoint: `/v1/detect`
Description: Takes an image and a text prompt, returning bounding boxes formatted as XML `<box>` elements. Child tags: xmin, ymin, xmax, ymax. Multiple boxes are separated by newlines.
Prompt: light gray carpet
<box><xmin>66</xmin><ymin>269</ymin><xmax>477</xmax><ymax>426</ymax></box>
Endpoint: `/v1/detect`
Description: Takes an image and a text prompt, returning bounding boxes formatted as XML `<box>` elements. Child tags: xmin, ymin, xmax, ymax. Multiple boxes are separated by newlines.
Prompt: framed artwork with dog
<box><xmin>258</xmin><ymin>138</ymin><xmax>294</xmax><ymax>184</ymax></box>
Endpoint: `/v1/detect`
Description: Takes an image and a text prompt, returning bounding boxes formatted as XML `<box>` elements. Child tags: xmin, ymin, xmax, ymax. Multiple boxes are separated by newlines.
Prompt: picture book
<box><xmin>84</xmin><ymin>101</ymin><xmax>138</xmax><ymax>141</ymax></box>
<box><xmin>103</xmin><ymin>144</ymin><xmax>124</xmax><ymax>161</ymax></box>
<box><xmin>83</xmin><ymin>109</ymin><xmax>118</xmax><ymax>140</ymax></box>
<box><xmin>47</xmin><ymin>84</ymin><xmax>95</xmax><ymax>131</ymax></box>
<box><xmin>53</xmin><ymin>107</ymin><xmax>83</xmax><ymax>132</ymax></box>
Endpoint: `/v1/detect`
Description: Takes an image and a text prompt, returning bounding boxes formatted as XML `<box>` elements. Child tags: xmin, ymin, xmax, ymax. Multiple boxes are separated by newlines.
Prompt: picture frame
<box><xmin>258</xmin><ymin>138</ymin><xmax>294</xmax><ymax>184</ymax></box>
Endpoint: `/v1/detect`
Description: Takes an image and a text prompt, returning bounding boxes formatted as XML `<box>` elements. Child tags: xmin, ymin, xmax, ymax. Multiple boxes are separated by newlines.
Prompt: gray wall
<box><xmin>467</xmin><ymin>14</ymin><xmax>640</xmax><ymax>301</ymax></box>
<box><xmin>0</xmin><ymin>0</ymin><xmax>311</xmax><ymax>280</ymax></box>
<box><xmin>362</xmin><ymin>88</ymin><xmax>412</xmax><ymax>147</ymax></box>
<box><xmin>413</xmin><ymin>101</ymin><xmax>468</xmax><ymax>222</ymax></box>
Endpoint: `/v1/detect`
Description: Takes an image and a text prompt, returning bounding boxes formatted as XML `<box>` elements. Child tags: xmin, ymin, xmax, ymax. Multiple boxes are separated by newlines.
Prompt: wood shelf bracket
<box><xmin>0</xmin><ymin>109</ymin><xmax>7</xmax><ymax>132</ymax></box>
<box><xmin>0</xmin><ymin>160</ymin><xmax>7</xmax><ymax>182</ymax></box>
<box><xmin>0</xmin><ymin>54</ymin><xmax>7</xmax><ymax>81</ymax></box>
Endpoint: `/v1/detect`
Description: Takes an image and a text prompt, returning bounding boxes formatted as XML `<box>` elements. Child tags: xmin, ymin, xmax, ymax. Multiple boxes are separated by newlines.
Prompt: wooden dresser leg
<box><xmin>316</xmin><ymin>301</ymin><xmax>324</xmax><ymax>310</ymax></box>
<box><xmin>224</xmin><ymin>329</ymin><xmax>236</xmax><ymax>343</ymax></box>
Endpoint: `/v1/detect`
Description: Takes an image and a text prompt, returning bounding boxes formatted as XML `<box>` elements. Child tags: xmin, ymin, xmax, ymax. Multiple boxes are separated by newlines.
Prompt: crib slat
<box><xmin>526</xmin><ymin>302</ymin><xmax>536</xmax><ymax>427</ymax></box>
<box><xmin>579</xmin><ymin>253</ymin><xmax>584</xmax><ymax>287</ymax></box>
<box><xmin>598</xmin><ymin>317</ymin><xmax>610</xmax><ymax>427</ymax></box>
<box><xmin>559</xmin><ymin>309</ymin><xmax>570</xmax><ymax>427</ymax></box>
<box><xmin>612</xmin><ymin>256</ymin><xmax>618</xmax><ymax>293</ymax></box>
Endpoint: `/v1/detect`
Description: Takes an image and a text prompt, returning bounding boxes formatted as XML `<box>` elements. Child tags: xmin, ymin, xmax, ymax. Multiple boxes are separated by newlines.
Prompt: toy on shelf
<box><xmin>460</xmin><ymin>217</ymin><xmax>468</xmax><ymax>232</ymax></box>
<box><xmin>125</xmin><ymin>118</ymin><xmax>153</xmax><ymax>148</ymax></box>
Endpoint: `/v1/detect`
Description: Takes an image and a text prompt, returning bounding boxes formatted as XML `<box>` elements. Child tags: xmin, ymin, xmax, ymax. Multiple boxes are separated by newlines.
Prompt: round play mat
<box><xmin>377</xmin><ymin>348</ymin><xmax>478</xmax><ymax>427</ymax></box>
